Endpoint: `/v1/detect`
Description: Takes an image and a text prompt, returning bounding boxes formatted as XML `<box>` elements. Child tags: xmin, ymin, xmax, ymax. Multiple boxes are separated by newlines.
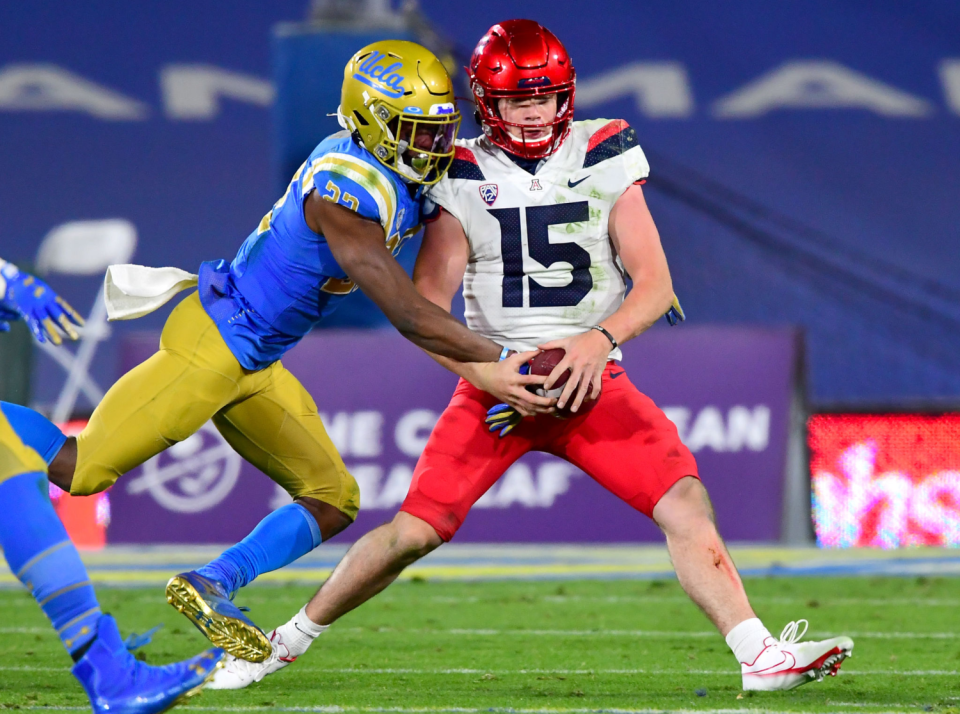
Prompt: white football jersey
<box><xmin>425</xmin><ymin>119</ymin><xmax>650</xmax><ymax>360</ymax></box>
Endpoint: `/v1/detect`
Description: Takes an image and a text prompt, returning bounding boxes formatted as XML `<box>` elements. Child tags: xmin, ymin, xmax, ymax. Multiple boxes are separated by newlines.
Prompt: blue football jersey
<box><xmin>198</xmin><ymin>131</ymin><xmax>424</xmax><ymax>370</ymax></box>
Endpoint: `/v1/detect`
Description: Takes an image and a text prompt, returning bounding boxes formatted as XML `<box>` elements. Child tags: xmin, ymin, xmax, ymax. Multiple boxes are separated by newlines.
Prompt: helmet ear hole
<box><xmin>353</xmin><ymin>110</ymin><xmax>369</xmax><ymax>126</ymax></box>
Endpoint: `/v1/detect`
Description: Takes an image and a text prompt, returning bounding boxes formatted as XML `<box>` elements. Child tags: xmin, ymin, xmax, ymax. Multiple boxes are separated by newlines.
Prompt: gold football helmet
<box><xmin>339</xmin><ymin>40</ymin><xmax>461</xmax><ymax>185</ymax></box>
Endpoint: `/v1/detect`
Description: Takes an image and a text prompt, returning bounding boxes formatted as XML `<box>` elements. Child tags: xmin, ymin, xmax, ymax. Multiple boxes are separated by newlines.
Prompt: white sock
<box><xmin>274</xmin><ymin>606</ymin><xmax>329</xmax><ymax>658</ymax></box>
<box><xmin>725</xmin><ymin>617</ymin><xmax>773</xmax><ymax>665</ymax></box>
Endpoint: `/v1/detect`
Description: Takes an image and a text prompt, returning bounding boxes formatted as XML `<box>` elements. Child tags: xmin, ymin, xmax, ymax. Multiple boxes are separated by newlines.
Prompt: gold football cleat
<box><xmin>165</xmin><ymin>572</ymin><xmax>271</xmax><ymax>663</ymax></box>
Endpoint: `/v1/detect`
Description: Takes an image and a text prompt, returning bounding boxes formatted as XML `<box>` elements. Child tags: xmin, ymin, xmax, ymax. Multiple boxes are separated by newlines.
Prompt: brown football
<box><xmin>528</xmin><ymin>348</ymin><xmax>599</xmax><ymax>416</ymax></box>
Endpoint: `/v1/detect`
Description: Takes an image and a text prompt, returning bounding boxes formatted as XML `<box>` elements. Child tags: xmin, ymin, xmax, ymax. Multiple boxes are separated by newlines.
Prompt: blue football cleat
<box><xmin>72</xmin><ymin>614</ymin><xmax>223</xmax><ymax>714</ymax></box>
<box><xmin>165</xmin><ymin>571</ymin><xmax>271</xmax><ymax>662</ymax></box>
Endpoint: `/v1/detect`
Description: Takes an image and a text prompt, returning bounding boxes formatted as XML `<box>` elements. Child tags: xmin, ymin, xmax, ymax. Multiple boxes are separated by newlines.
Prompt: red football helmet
<box><xmin>468</xmin><ymin>19</ymin><xmax>576</xmax><ymax>160</ymax></box>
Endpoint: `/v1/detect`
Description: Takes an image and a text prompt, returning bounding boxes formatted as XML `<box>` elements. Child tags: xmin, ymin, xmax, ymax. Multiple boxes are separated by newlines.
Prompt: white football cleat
<box><xmin>205</xmin><ymin>629</ymin><xmax>296</xmax><ymax>690</ymax></box>
<box><xmin>741</xmin><ymin>620</ymin><xmax>853</xmax><ymax>691</ymax></box>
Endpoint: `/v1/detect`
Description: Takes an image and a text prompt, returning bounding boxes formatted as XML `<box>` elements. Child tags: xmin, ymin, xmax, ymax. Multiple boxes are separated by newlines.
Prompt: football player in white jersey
<box><xmin>208</xmin><ymin>20</ymin><xmax>853</xmax><ymax>693</ymax></box>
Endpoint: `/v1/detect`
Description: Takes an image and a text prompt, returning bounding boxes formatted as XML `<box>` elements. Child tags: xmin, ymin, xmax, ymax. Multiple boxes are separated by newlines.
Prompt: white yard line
<box><xmin>0</xmin><ymin>627</ymin><xmax>49</xmax><ymax>633</ymax></box>
<box><xmin>2</xmin><ymin>626</ymin><xmax>954</xmax><ymax>639</ymax></box>
<box><xmin>5</xmin><ymin>702</ymin><xmax>916</xmax><ymax>714</ymax></box>
<box><xmin>0</xmin><ymin>666</ymin><xmax>66</xmax><ymax>672</ymax></box>
<box><xmin>441</xmin><ymin>629</ymin><xmax>957</xmax><ymax>639</ymax></box>
<box><xmin>5</xmin><ymin>593</ymin><xmax>959</xmax><ymax>607</ymax></box>
<box><xmin>2</xmin><ymin>665</ymin><xmax>955</xmax><ymax>676</ymax></box>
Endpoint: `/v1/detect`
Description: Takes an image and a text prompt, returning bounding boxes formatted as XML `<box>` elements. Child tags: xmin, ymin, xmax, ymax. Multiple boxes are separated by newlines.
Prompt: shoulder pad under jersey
<box><xmin>302</xmin><ymin>149</ymin><xmax>401</xmax><ymax>231</ymax></box>
<box><xmin>447</xmin><ymin>146</ymin><xmax>486</xmax><ymax>181</ymax></box>
<box><xmin>583</xmin><ymin>119</ymin><xmax>640</xmax><ymax>169</ymax></box>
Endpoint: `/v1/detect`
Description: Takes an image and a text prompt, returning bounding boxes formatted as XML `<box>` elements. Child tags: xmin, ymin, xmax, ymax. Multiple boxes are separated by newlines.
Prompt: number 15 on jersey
<box><xmin>488</xmin><ymin>201</ymin><xmax>592</xmax><ymax>309</ymax></box>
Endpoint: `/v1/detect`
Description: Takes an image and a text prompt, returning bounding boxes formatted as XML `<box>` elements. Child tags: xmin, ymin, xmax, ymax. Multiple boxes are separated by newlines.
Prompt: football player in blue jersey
<box><xmin>0</xmin><ymin>259</ymin><xmax>224</xmax><ymax>714</ymax></box>
<box><xmin>0</xmin><ymin>40</ymin><xmax>549</xmax><ymax>663</ymax></box>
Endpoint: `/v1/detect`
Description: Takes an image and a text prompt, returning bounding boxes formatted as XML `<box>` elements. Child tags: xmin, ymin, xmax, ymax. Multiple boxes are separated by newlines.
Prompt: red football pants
<box><xmin>401</xmin><ymin>363</ymin><xmax>699</xmax><ymax>541</ymax></box>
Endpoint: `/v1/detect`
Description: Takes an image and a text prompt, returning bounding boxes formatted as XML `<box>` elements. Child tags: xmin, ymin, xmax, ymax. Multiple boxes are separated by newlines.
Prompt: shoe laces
<box><xmin>779</xmin><ymin>619</ymin><xmax>809</xmax><ymax>644</ymax></box>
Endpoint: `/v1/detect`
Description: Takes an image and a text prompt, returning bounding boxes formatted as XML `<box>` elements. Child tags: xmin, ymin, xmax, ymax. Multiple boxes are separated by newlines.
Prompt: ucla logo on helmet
<box><xmin>354</xmin><ymin>50</ymin><xmax>405</xmax><ymax>98</ymax></box>
<box><xmin>479</xmin><ymin>183</ymin><xmax>498</xmax><ymax>206</ymax></box>
<box><xmin>429</xmin><ymin>102</ymin><xmax>456</xmax><ymax>115</ymax></box>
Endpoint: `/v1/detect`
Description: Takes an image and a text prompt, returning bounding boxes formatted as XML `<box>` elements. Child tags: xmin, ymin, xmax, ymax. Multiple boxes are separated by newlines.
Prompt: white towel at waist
<box><xmin>104</xmin><ymin>264</ymin><xmax>199</xmax><ymax>321</ymax></box>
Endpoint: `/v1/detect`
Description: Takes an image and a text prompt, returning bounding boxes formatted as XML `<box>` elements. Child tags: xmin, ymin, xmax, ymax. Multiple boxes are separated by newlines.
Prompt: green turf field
<box><xmin>1</xmin><ymin>576</ymin><xmax>958</xmax><ymax>714</ymax></box>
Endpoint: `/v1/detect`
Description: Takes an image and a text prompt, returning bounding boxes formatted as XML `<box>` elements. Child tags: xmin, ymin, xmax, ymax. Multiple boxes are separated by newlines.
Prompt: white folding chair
<box><xmin>34</xmin><ymin>220</ymin><xmax>137</xmax><ymax>422</ymax></box>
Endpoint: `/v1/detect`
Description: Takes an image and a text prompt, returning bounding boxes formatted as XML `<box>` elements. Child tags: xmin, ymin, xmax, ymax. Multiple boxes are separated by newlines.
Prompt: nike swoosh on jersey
<box><xmin>567</xmin><ymin>176</ymin><xmax>589</xmax><ymax>188</ymax></box>
<box><xmin>610</xmin><ymin>370</ymin><xmax>625</xmax><ymax>379</ymax></box>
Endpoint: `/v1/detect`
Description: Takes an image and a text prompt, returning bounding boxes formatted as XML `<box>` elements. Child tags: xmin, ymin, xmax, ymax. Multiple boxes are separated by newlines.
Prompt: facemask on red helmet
<box><xmin>468</xmin><ymin>19</ymin><xmax>576</xmax><ymax>160</ymax></box>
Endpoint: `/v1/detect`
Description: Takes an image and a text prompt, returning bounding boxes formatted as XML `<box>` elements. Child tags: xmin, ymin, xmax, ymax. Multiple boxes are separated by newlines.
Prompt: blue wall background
<box><xmin>1</xmin><ymin>0</ymin><xmax>958</xmax><ymax>407</ymax></box>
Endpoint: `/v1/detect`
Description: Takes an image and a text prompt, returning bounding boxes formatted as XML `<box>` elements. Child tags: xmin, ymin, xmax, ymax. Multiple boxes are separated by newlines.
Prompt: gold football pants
<box><xmin>0</xmin><ymin>411</ymin><xmax>47</xmax><ymax>486</ymax></box>
<box><xmin>72</xmin><ymin>292</ymin><xmax>359</xmax><ymax>519</ymax></box>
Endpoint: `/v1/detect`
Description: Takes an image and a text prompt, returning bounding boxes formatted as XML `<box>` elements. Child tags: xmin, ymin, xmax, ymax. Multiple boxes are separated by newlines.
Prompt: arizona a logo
<box><xmin>529</xmin><ymin>179</ymin><xmax>543</xmax><ymax>191</ymax></box>
<box><xmin>479</xmin><ymin>183</ymin><xmax>498</xmax><ymax>206</ymax></box>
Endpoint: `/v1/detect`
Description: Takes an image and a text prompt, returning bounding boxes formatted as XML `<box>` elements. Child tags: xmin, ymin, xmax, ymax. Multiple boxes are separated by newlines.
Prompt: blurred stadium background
<box><xmin>1</xmin><ymin>0</ymin><xmax>959</xmax><ymax>569</ymax></box>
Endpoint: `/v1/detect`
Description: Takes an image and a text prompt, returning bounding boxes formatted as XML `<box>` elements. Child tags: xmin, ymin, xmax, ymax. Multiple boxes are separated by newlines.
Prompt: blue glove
<box><xmin>484</xmin><ymin>360</ymin><xmax>530</xmax><ymax>438</ymax></box>
<box><xmin>0</xmin><ymin>305</ymin><xmax>18</xmax><ymax>333</ymax></box>
<box><xmin>0</xmin><ymin>260</ymin><xmax>84</xmax><ymax>345</ymax></box>
<box><xmin>664</xmin><ymin>294</ymin><xmax>685</xmax><ymax>326</ymax></box>
<box><xmin>485</xmin><ymin>402</ymin><xmax>524</xmax><ymax>438</ymax></box>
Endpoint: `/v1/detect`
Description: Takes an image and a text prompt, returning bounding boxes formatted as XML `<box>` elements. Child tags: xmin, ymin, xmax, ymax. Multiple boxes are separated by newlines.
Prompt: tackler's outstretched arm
<box><xmin>307</xmin><ymin>194</ymin><xmax>502</xmax><ymax>363</ymax></box>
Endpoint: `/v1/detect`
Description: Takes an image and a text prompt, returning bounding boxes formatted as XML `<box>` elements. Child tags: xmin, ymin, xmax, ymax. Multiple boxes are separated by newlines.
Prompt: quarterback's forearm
<box><xmin>600</xmin><ymin>277</ymin><xmax>675</xmax><ymax>346</ymax></box>
<box><xmin>605</xmin><ymin>184</ymin><xmax>675</xmax><ymax>347</ymax></box>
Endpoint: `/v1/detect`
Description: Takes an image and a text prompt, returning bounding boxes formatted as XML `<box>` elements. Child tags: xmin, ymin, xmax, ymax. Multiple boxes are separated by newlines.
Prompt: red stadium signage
<box><xmin>49</xmin><ymin>420</ymin><xmax>110</xmax><ymax>550</ymax></box>
<box><xmin>809</xmin><ymin>414</ymin><xmax>960</xmax><ymax>548</ymax></box>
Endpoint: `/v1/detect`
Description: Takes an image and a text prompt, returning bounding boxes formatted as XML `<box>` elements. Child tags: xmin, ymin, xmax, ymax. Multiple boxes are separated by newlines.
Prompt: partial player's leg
<box><xmin>652</xmin><ymin>477</ymin><xmax>755</xmax><ymax>632</ymax></box>
<box><xmin>652</xmin><ymin>477</ymin><xmax>852</xmax><ymax>689</ymax></box>
<box><xmin>2</xmin><ymin>293</ymin><xmax>246</xmax><ymax>496</ymax></box>
<box><xmin>72</xmin><ymin>293</ymin><xmax>248</xmax><ymax>496</ymax></box>
<box><xmin>0</xmin><ymin>416</ymin><xmax>223</xmax><ymax>714</ymax></box>
<box><xmin>167</xmin><ymin>360</ymin><xmax>360</xmax><ymax>661</ymax></box>
<box><xmin>212</xmin><ymin>360</ymin><xmax>359</xmax><ymax>539</ymax></box>
<box><xmin>553</xmin><ymin>364</ymin><xmax>853</xmax><ymax>691</ymax></box>
<box><xmin>208</xmin><ymin>379</ymin><xmax>531</xmax><ymax>688</ymax></box>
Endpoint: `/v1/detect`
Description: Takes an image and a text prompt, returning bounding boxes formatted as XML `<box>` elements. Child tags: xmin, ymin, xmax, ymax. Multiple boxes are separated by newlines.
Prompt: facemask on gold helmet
<box><xmin>339</xmin><ymin>40</ymin><xmax>461</xmax><ymax>185</ymax></box>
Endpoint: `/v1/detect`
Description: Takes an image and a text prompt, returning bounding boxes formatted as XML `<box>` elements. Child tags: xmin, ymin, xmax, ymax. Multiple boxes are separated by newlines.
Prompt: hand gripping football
<box><xmin>528</xmin><ymin>348</ymin><xmax>599</xmax><ymax>416</ymax></box>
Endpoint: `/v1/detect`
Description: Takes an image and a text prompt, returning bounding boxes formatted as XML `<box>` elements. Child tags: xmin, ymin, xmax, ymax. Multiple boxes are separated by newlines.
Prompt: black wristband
<box><xmin>592</xmin><ymin>325</ymin><xmax>618</xmax><ymax>349</ymax></box>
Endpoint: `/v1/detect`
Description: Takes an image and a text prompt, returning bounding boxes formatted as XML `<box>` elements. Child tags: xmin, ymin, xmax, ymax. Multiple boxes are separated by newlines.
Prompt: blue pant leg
<box><xmin>0</xmin><ymin>471</ymin><xmax>100</xmax><ymax>656</ymax></box>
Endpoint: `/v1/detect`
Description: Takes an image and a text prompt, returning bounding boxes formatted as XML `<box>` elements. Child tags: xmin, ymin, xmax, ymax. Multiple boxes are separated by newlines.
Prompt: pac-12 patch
<box><xmin>479</xmin><ymin>183</ymin><xmax>498</xmax><ymax>206</ymax></box>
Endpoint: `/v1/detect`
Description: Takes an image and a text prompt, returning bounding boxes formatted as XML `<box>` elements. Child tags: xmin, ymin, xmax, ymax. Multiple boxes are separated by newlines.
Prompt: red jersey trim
<box><xmin>587</xmin><ymin>119</ymin><xmax>630</xmax><ymax>153</ymax></box>
<box><xmin>454</xmin><ymin>146</ymin><xmax>479</xmax><ymax>165</ymax></box>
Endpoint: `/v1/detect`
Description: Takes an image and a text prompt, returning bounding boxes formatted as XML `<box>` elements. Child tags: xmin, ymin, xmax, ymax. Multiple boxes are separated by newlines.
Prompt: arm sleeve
<box><xmin>608</xmin><ymin>126</ymin><xmax>650</xmax><ymax>199</ymax></box>
<box><xmin>587</xmin><ymin>120</ymin><xmax>650</xmax><ymax>200</ymax></box>
<box><xmin>621</xmin><ymin>142</ymin><xmax>651</xmax><ymax>184</ymax></box>
<box><xmin>307</xmin><ymin>169</ymin><xmax>384</xmax><ymax>226</ymax></box>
